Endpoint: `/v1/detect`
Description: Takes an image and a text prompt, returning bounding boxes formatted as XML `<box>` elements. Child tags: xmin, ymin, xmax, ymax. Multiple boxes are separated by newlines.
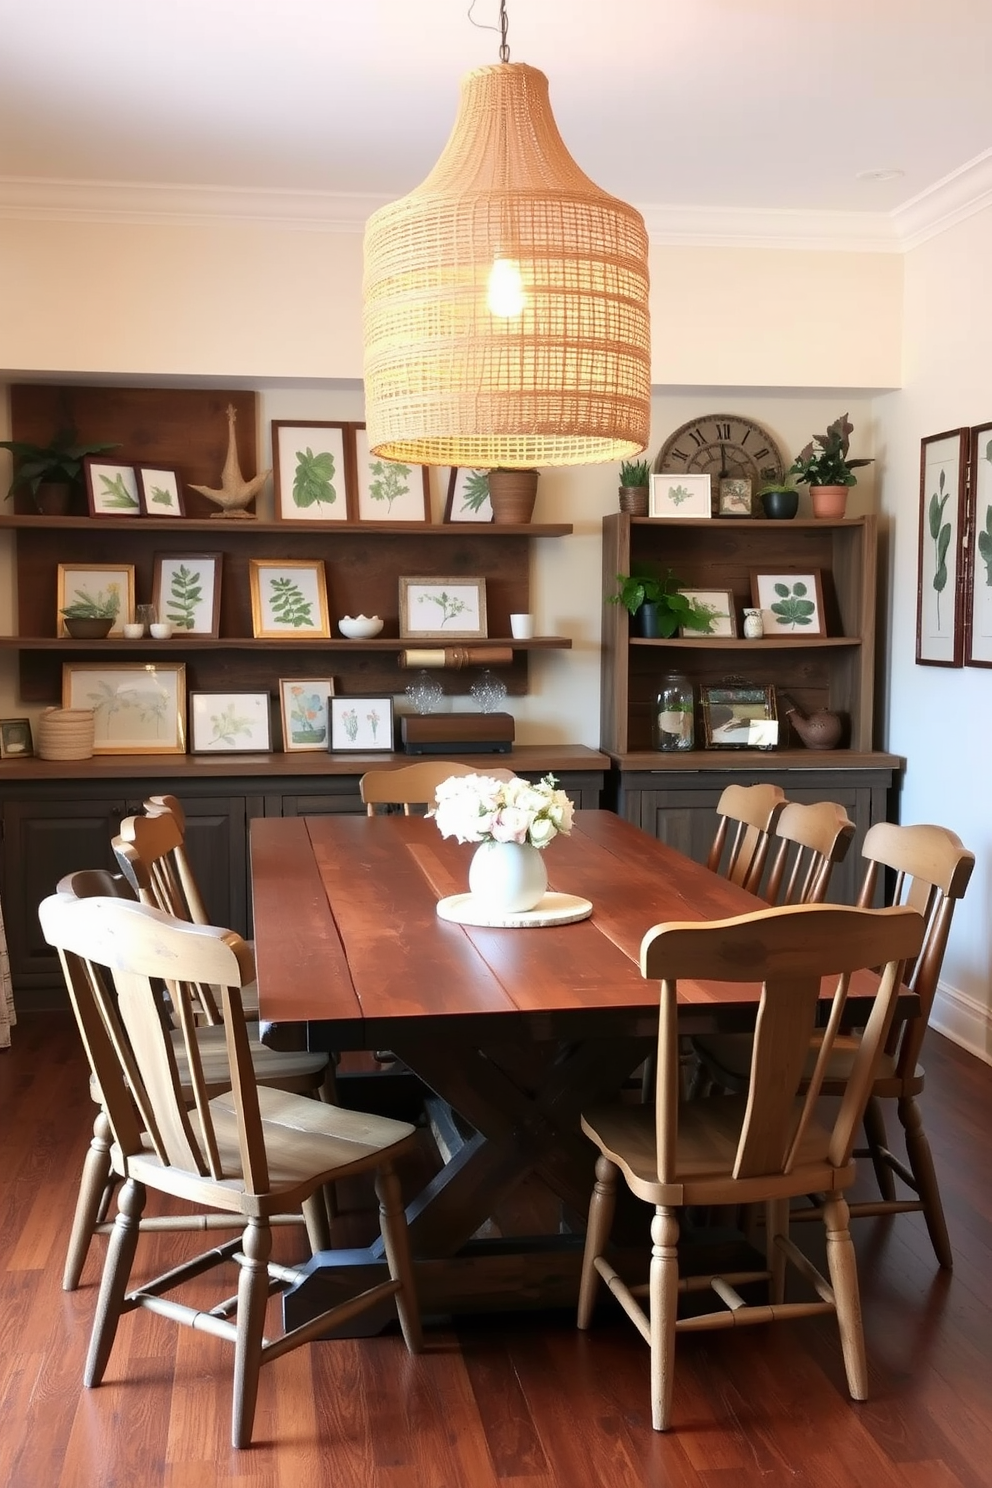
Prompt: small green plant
<box><xmin>928</xmin><ymin>471</ymin><xmax>952</xmax><ymax>628</ymax></box>
<box><xmin>789</xmin><ymin>413</ymin><xmax>873</xmax><ymax>488</ymax></box>
<box><xmin>769</xmin><ymin>579</ymin><xmax>817</xmax><ymax>629</ymax></box>
<box><xmin>619</xmin><ymin>458</ymin><xmax>650</xmax><ymax>486</ymax></box>
<box><xmin>164</xmin><ymin>563</ymin><xmax>203</xmax><ymax>630</ymax></box>
<box><xmin>757</xmin><ymin>475</ymin><xmax>798</xmax><ymax>497</ymax></box>
<box><xmin>292</xmin><ymin>447</ymin><xmax>337</xmax><ymax>509</ymax></box>
<box><xmin>60</xmin><ymin>584</ymin><xmax>121</xmax><ymax>620</ymax></box>
<box><xmin>0</xmin><ymin>430</ymin><xmax>120</xmax><ymax>504</ymax></box>
<box><xmin>268</xmin><ymin>577</ymin><xmax>314</xmax><ymax>628</ymax></box>
<box><xmin>368</xmin><ymin>459</ymin><xmax>411</xmax><ymax>511</ymax></box>
<box><xmin>608</xmin><ymin>570</ymin><xmax>719</xmax><ymax>636</ymax></box>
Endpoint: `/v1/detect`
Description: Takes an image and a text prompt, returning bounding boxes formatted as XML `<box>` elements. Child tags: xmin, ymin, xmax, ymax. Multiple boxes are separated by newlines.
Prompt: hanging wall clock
<box><xmin>654</xmin><ymin>413</ymin><xmax>787</xmax><ymax>514</ymax></box>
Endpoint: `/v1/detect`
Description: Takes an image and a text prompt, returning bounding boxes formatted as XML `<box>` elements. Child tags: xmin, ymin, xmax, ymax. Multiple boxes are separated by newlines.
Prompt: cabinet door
<box><xmin>1</xmin><ymin>799</ymin><xmax>122</xmax><ymax>984</ymax></box>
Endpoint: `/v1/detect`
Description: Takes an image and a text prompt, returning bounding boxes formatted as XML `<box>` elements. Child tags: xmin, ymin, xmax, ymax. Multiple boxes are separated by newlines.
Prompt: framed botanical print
<box><xmin>0</xmin><ymin>718</ymin><xmax>33</xmax><ymax>759</ymax></box>
<box><xmin>444</xmin><ymin>468</ymin><xmax>493</xmax><ymax>523</ymax></box>
<box><xmin>278</xmin><ymin>677</ymin><xmax>335</xmax><ymax>751</ymax></box>
<box><xmin>329</xmin><ymin>696</ymin><xmax>394</xmax><ymax>752</ymax></box>
<box><xmin>965</xmin><ymin>421</ymin><xmax>992</xmax><ymax>667</ymax></box>
<box><xmin>56</xmin><ymin>563</ymin><xmax>135</xmax><ymax>637</ymax></box>
<box><xmin>136</xmin><ymin>464</ymin><xmax>185</xmax><ymax>517</ymax></box>
<box><xmin>678</xmin><ymin>588</ymin><xmax>737</xmax><ymax>637</ymax></box>
<box><xmin>398</xmin><ymin>576</ymin><xmax>488</xmax><ymax>639</ymax></box>
<box><xmin>649</xmin><ymin>473</ymin><xmax>712</xmax><ymax>519</ymax></box>
<box><xmin>189</xmin><ymin>691</ymin><xmax>271</xmax><ymax>753</ymax></box>
<box><xmin>271</xmin><ymin>420</ymin><xmax>353</xmax><ymax>522</ymax></box>
<box><xmin>249</xmin><ymin>559</ymin><xmax>330</xmax><ymax>638</ymax></box>
<box><xmin>917</xmin><ymin>428</ymin><xmax>969</xmax><ymax>667</ymax></box>
<box><xmin>751</xmin><ymin>570</ymin><xmax>826</xmax><ymax>638</ymax></box>
<box><xmin>63</xmin><ymin>662</ymin><xmax>186</xmax><ymax>754</ymax></box>
<box><xmin>353</xmin><ymin>424</ymin><xmax>430</xmax><ymax>522</ymax></box>
<box><xmin>83</xmin><ymin>458</ymin><xmax>141</xmax><ymax>517</ymax></box>
<box><xmin>152</xmin><ymin>553</ymin><xmax>222</xmax><ymax>636</ymax></box>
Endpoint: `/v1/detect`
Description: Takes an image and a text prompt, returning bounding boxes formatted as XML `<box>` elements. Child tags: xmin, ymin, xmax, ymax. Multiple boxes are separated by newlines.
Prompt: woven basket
<box><xmin>488</xmin><ymin>469</ymin><xmax>538</xmax><ymax>525</ymax></box>
<box><xmin>36</xmin><ymin>707</ymin><xmax>95</xmax><ymax>761</ymax></box>
<box><xmin>618</xmin><ymin>484</ymin><xmax>649</xmax><ymax>516</ymax></box>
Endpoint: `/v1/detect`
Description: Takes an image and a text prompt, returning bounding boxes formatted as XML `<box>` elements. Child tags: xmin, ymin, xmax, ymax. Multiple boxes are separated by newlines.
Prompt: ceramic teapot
<box><xmin>783</xmin><ymin>698</ymin><xmax>843</xmax><ymax>751</ymax></box>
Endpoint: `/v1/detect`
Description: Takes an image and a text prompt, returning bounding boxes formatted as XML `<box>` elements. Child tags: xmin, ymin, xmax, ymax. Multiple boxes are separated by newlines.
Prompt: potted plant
<box><xmin>757</xmin><ymin>475</ymin><xmax>799</xmax><ymax>520</ymax></box>
<box><xmin>59</xmin><ymin>581</ymin><xmax>123</xmax><ymax>638</ymax></box>
<box><xmin>618</xmin><ymin>457</ymin><xmax>650</xmax><ymax>516</ymax></box>
<box><xmin>608</xmin><ymin>569</ymin><xmax>719</xmax><ymax>638</ymax></box>
<box><xmin>788</xmin><ymin>412</ymin><xmax>873</xmax><ymax>519</ymax></box>
<box><xmin>0</xmin><ymin>429</ymin><xmax>120</xmax><ymax>514</ymax></box>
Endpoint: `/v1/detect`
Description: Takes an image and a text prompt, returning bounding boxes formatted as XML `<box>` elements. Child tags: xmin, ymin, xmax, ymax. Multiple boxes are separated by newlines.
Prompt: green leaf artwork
<box><xmin>98</xmin><ymin>473</ymin><xmax>139</xmax><ymax>509</ymax></box>
<box><xmin>667</xmin><ymin>483</ymin><xmax>693</xmax><ymax>507</ymax></box>
<box><xmin>928</xmin><ymin>469</ymin><xmax>952</xmax><ymax>628</ymax></box>
<box><xmin>426</xmin><ymin>590</ymin><xmax>469</xmax><ymax>626</ymax></box>
<box><xmin>980</xmin><ymin>440</ymin><xmax>992</xmax><ymax>587</ymax></box>
<box><xmin>368</xmin><ymin>459</ymin><xmax>411</xmax><ymax>511</ymax></box>
<box><xmin>149</xmin><ymin>485</ymin><xmax>173</xmax><ymax>507</ymax></box>
<box><xmin>208</xmin><ymin>703</ymin><xmax>254</xmax><ymax>748</ymax></box>
<box><xmin>269</xmin><ymin>577</ymin><xmax>314</xmax><ymax>628</ymax></box>
<box><xmin>460</xmin><ymin>470</ymin><xmax>491</xmax><ymax>513</ymax></box>
<box><xmin>770</xmin><ymin>580</ymin><xmax>816</xmax><ymax>629</ymax></box>
<box><xmin>293</xmin><ymin>448</ymin><xmax>336</xmax><ymax>509</ymax></box>
<box><xmin>165</xmin><ymin>564</ymin><xmax>203</xmax><ymax>630</ymax></box>
<box><xmin>85</xmin><ymin>679</ymin><xmax>168</xmax><ymax>738</ymax></box>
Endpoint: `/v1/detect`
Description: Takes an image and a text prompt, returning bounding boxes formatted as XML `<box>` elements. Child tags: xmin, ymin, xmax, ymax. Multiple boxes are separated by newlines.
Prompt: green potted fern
<box><xmin>0</xmin><ymin>429</ymin><xmax>120</xmax><ymax>514</ymax></box>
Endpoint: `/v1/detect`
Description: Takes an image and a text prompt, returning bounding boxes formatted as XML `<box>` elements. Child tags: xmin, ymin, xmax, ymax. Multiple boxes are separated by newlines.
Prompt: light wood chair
<box><xmin>56</xmin><ymin>868</ymin><xmax>330</xmax><ymax>1293</ymax></box>
<box><xmin>763</xmin><ymin>798</ymin><xmax>856</xmax><ymax>906</ymax></box>
<box><xmin>38</xmin><ymin>892</ymin><xmax>422</xmax><ymax>1449</ymax></box>
<box><xmin>359</xmin><ymin>759</ymin><xmax>515</xmax><ymax>815</ymax></box>
<box><xmin>706</xmin><ymin>783</ymin><xmax>787</xmax><ymax>892</ymax></box>
<box><xmin>576</xmin><ymin>900</ymin><xmax>925</xmax><ymax>1432</ymax></box>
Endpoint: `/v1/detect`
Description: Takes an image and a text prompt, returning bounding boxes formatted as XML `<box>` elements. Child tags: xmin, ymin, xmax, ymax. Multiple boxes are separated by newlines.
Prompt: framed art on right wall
<box><xmin>917</xmin><ymin>427</ymin><xmax>969</xmax><ymax>667</ymax></box>
<box><xmin>965</xmin><ymin>421</ymin><xmax>992</xmax><ymax>667</ymax></box>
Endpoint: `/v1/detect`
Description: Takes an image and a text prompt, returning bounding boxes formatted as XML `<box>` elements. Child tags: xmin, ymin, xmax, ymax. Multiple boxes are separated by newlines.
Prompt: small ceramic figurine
<box><xmin>743</xmin><ymin>608</ymin><xmax>764</xmax><ymax>639</ymax></box>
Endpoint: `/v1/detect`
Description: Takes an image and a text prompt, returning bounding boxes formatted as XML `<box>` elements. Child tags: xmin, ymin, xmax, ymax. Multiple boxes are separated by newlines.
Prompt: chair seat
<box><xmin>124</xmin><ymin>1084</ymin><xmax>418</xmax><ymax>1214</ymax></box>
<box><xmin>581</xmin><ymin>1096</ymin><xmax>855</xmax><ymax>1208</ymax></box>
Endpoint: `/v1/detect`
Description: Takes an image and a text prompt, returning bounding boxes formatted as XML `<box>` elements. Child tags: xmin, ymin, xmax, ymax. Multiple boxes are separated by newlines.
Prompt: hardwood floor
<box><xmin>2</xmin><ymin>1011</ymin><xmax>991</xmax><ymax>1486</ymax></box>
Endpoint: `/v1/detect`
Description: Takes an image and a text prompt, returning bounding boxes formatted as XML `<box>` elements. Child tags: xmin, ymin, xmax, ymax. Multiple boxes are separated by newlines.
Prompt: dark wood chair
<box><xmin>576</xmin><ymin>901</ymin><xmax>925</xmax><ymax>1431</ymax></box>
<box><xmin>39</xmin><ymin>891</ymin><xmax>422</xmax><ymax>1449</ymax></box>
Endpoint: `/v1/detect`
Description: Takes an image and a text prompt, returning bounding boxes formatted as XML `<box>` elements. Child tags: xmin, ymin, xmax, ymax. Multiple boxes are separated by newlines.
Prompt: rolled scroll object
<box><xmin>399</xmin><ymin>647</ymin><xmax>514</xmax><ymax>670</ymax></box>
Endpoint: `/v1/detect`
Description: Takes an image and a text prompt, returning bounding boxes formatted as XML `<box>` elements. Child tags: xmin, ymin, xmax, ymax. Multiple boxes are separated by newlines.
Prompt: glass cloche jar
<box><xmin>654</xmin><ymin>672</ymin><xmax>695</xmax><ymax>751</ymax></box>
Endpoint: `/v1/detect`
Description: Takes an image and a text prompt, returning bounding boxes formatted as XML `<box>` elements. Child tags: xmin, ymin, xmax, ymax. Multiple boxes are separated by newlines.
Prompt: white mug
<box><xmin>149</xmin><ymin>622</ymin><xmax>174</xmax><ymax>640</ymax></box>
<box><xmin>510</xmin><ymin>613</ymin><xmax>535</xmax><ymax>639</ymax></box>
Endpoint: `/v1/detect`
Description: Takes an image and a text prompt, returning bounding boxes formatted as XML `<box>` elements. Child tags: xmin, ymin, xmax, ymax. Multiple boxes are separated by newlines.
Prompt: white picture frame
<box><xmin>353</xmin><ymin>424</ymin><xmax>430</xmax><ymax>522</ymax></box>
<box><xmin>249</xmin><ymin>559</ymin><xmax>330</xmax><ymax>638</ymax></box>
<box><xmin>189</xmin><ymin>691</ymin><xmax>271</xmax><ymax>753</ymax></box>
<box><xmin>63</xmin><ymin>662</ymin><xmax>186</xmax><ymax>754</ymax></box>
<box><xmin>278</xmin><ymin>677</ymin><xmax>336</xmax><ymax>752</ymax></box>
<box><xmin>649</xmin><ymin>472</ymin><xmax>712</xmax><ymax>519</ymax></box>
<box><xmin>329</xmin><ymin>696</ymin><xmax>394</xmax><ymax>752</ymax></box>
<box><xmin>271</xmin><ymin>421</ymin><xmax>352</xmax><ymax>522</ymax></box>
<box><xmin>398</xmin><ymin>576</ymin><xmax>488</xmax><ymax>639</ymax></box>
<box><xmin>152</xmin><ymin>553</ymin><xmax>222</xmax><ymax>636</ymax></box>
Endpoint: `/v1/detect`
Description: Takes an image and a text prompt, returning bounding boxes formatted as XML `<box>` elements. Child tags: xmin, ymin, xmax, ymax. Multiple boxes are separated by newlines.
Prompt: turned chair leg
<box><xmin>64</xmin><ymin>1110</ymin><xmax>115</xmax><ymax>1291</ymax></box>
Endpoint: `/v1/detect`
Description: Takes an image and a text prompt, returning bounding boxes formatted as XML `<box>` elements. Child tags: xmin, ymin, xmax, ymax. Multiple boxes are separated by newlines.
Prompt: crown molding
<box><xmin>1</xmin><ymin>158</ymin><xmax>991</xmax><ymax>252</ymax></box>
<box><xmin>890</xmin><ymin>148</ymin><xmax>992</xmax><ymax>250</ymax></box>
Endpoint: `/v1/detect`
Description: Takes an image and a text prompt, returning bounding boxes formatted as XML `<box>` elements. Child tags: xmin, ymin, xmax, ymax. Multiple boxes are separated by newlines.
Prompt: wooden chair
<box><xmin>576</xmin><ymin>900</ymin><xmax>925</xmax><ymax>1432</ymax></box>
<box><xmin>763</xmin><ymin>798</ymin><xmax>856</xmax><ymax>905</ymax></box>
<box><xmin>56</xmin><ymin>868</ymin><xmax>330</xmax><ymax>1293</ymax></box>
<box><xmin>360</xmin><ymin>759</ymin><xmax>515</xmax><ymax>815</ymax></box>
<box><xmin>38</xmin><ymin>892</ymin><xmax>422</xmax><ymax>1449</ymax></box>
<box><xmin>706</xmin><ymin>783</ymin><xmax>787</xmax><ymax>892</ymax></box>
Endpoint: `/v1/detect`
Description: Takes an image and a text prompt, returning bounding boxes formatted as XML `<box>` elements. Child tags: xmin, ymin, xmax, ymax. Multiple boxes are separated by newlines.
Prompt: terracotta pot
<box><xmin>810</xmin><ymin>484</ymin><xmax>848</xmax><ymax>519</ymax></box>
<box><xmin>618</xmin><ymin>484</ymin><xmax>649</xmax><ymax>516</ymax></box>
<box><xmin>488</xmin><ymin>469</ymin><xmax>538</xmax><ymax>525</ymax></box>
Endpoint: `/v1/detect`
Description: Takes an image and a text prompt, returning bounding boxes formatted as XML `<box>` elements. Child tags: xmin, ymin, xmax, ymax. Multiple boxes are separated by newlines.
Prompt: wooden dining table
<box><xmin>249</xmin><ymin>809</ymin><xmax>896</xmax><ymax>1329</ymax></box>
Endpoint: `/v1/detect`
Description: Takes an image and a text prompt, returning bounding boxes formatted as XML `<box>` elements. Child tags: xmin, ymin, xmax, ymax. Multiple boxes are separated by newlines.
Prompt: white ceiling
<box><xmin>1</xmin><ymin>0</ymin><xmax>991</xmax><ymax>240</ymax></box>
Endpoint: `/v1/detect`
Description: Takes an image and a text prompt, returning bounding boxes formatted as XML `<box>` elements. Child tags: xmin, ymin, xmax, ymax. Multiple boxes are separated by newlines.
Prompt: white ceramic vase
<box><xmin>468</xmin><ymin>840</ymin><xmax>548</xmax><ymax>913</ymax></box>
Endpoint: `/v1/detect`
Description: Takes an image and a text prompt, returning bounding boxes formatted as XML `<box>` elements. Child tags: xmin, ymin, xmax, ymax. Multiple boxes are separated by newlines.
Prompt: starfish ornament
<box><xmin>189</xmin><ymin>403</ymin><xmax>270</xmax><ymax>518</ymax></box>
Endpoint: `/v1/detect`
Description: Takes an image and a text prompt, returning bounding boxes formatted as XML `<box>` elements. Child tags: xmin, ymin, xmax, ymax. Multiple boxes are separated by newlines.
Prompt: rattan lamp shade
<box><xmin>363</xmin><ymin>62</ymin><xmax>651</xmax><ymax>469</ymax></box>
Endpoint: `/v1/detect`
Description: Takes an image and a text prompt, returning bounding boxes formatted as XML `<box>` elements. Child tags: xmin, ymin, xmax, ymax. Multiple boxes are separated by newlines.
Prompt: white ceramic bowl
<box><xmin>338</xmin><ymin>614</ymin><xmax>384</xmax><ymax>640</ymax></box>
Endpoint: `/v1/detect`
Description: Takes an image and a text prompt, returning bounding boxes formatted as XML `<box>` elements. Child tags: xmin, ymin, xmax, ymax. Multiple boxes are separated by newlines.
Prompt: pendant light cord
<box><xmin>468</xmin><ymin>0</ymin><xmax>510</xmax><ymax>61</ymax></box>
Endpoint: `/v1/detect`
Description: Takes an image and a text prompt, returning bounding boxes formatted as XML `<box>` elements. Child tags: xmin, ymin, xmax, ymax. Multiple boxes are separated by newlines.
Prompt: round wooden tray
<box><xmin>436</xmin><ymin>892</ymin><xmax>593</xmax><ymax>929</ymax></box>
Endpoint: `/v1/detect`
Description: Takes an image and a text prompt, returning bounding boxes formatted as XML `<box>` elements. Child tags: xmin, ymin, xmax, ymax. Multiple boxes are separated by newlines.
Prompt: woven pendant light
<box><xmin>363</xmin><ymin>46</ymin><xmax>651</xmax><ymax>469</ymax></box>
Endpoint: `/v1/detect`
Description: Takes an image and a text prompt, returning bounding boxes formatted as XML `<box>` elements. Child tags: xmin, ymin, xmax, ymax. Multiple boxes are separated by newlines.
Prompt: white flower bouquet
<box><xmin>431</xmin><ymin>772</ymin><xmax>575</xmax><ymax>850</ymax></box>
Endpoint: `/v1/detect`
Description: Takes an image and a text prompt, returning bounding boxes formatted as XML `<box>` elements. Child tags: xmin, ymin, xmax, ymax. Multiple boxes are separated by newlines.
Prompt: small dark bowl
<box><xmin>63</xmin><ymin>616</ymin><xmax>114</xmax><ymax>639</ymax></box>
<box><xmin>761</xmin><ymin>488</ymin><xmax>799</xmax><ymax>520</ymax></box>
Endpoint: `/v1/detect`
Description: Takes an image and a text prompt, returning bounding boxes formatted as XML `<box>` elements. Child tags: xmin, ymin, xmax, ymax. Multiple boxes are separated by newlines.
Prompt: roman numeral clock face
<box><xmin>654</xmin><ymin>414</ymin><xmax>787</xmax><ymax>509</ymax></box>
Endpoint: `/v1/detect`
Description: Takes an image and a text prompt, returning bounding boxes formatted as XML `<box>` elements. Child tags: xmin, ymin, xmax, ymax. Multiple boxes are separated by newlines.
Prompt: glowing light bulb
<box><xmin>487</xmin><ymin>257</ymin><xmax>525</xmax><ymax>317</ymax></box>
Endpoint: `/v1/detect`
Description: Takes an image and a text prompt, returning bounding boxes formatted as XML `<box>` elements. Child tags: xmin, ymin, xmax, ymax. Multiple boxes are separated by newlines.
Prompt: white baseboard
<box><xmin>931</xmin><ymin>982</ymin><xmax>992</xmax><ymax>1067</ymax></box>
